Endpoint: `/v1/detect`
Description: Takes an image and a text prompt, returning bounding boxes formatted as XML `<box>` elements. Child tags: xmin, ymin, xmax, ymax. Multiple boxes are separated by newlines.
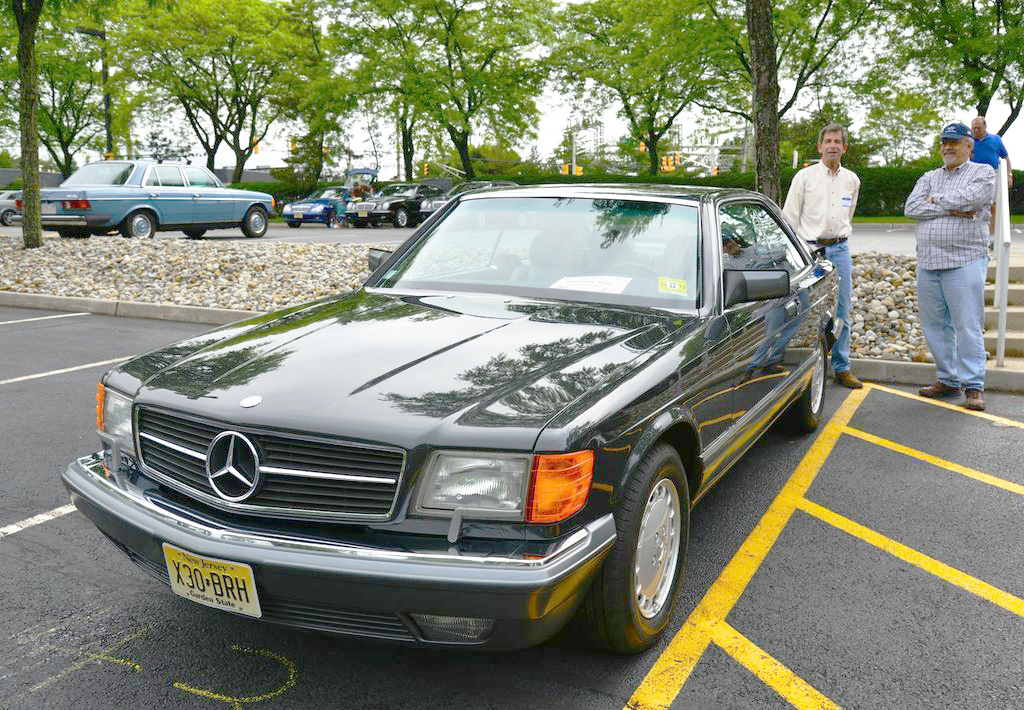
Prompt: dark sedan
<box><xmin>418</xmin><ymin>179</ymin><xmax>517</xmax><ymax>222</ymax></box>
<box><xmin>345</xmin><ymin>182</ymin><xmax>445</xmax><ymax>228</ymax></box>
<box><xmin>63</xmin><ymin>184</ymin><xmax>836</xmax><ymax>653</ymax></box>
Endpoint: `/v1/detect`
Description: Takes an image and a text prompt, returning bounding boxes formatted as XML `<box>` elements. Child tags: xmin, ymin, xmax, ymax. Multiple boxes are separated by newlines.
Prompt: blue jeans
<box><xmin>916</xmin><ymin>256</ymin><xmax>988</xmax><ymax>391</ymax></box>
<box><xmin>825</xmin><ymin>242</ymin><xmax>852</xmax><ymax>373</ymax></box>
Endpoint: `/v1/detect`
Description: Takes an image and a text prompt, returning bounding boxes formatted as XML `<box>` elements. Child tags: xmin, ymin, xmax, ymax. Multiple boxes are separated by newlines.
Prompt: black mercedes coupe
<box><xmin>63</xmin><ymin>184</ymin><xmax>836</xmax><ymax>653</ymax></box>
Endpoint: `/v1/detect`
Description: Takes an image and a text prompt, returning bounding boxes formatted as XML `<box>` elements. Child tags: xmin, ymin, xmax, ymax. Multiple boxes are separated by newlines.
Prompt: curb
<box><xmin>0</xmin><ymin>290</ymin><xmax>262</xmax><ymax>326</ymax></box>
<box><xmin>4</xmin><ymin>289</ymin><xmax>1024</xmax><ymax>394</ymax></box>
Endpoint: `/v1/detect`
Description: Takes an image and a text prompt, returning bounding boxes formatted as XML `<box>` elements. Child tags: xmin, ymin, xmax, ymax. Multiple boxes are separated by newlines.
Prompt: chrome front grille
<box><xmin>136</xmin><ymin>407</ymin><xmax>405</xmax><ymax>520</ymax></box>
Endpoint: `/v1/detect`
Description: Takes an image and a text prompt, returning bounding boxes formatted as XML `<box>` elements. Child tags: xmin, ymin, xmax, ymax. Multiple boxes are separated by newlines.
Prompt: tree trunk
<box><xmin>746</xmin><ymin>0</ymin><xmax>781</xmax><ymax>203</ymax></box>
<box><xmin>448</xmin><ymin>127</ymin><xmax>474</xmax><ymax>180</ymax></box>
<box><xmin>14</xmin><ymin>0</ymin><xmax>44</xmax><ymax>249</ymax></box>
<box><xmin>647</xmin><ymin>140</ymin><xmax>659</xmax><ymax>176</ymax></box>
<box><xmin>402</xmin><ymin>123</ymin><xmax>415</xmax><ymax>182</ymax></box>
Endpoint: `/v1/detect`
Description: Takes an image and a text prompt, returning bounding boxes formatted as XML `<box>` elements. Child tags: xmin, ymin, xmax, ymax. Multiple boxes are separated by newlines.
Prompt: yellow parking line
<box><xmin>797</xmin><ymin>499</ymin><xmax>1024</xmax><ymax>618</ymax></box>
<box><xmin>844</xmin><ymin>427</ymin><xmax>1024</xmax><ymax>496</ymax></box>
<box><xmin>710</xmin><ymin>621</ymin><xmax>841</xmax><ymax>710</ymax></box>
<box><xmin>867</xmin><ymin>383</ymin><xmax>1024</xmax><ymax>430</ymax></box>
<box><xmin>625</xmin><ymin>387</ymin><xmax>869</xmax><ymax>710</ymax></box>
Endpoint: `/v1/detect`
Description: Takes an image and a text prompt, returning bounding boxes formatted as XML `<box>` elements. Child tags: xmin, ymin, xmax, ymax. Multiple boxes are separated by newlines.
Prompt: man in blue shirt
<box><xmin>970</xmin><ymin>116</ymin><xmax>1012</xmax><ymax>187</ymax></box>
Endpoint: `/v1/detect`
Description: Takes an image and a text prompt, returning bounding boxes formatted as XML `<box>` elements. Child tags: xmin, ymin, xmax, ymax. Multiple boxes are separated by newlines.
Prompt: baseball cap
<box><xmin>940</xmin><ymin>122</ymin><xmax>971</xmax><ymax>140</ymax></box>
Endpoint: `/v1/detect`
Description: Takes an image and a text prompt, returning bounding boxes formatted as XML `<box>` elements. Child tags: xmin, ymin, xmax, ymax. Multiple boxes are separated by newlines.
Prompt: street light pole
<box><xmin>75</xmin><ymin>27</ymin><xmax>113</xmax><ymax>159</ymax></box>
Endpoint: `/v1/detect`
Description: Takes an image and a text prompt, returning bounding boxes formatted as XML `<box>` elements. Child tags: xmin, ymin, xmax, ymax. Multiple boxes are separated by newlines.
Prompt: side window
<box><xmin>143</xmin><ymin>169</ymin><xmax>160</xmax><ymax>187</ymax></box>
<box><xmin>183</xmin><ymin>167</ymin><xmax>219</xmax><ymax>188</ymax></box>
<box><xmin>154</xmin><ymin>166</ymin><xmax>185</xmax><ymax>187</ymax></box>
<box><xmin>719</xmin><ymin>203</ymin><xmax>807</xmax><ymax>274</ymax></box>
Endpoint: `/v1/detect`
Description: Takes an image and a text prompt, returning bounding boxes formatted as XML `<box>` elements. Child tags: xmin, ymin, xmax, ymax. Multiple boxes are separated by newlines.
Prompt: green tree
<box><xmin>886</xmin><ymin>0</ymin><xmax>1024</xmax><ymax>134</ymax></box>
<box><xmin>552</xmin><ymin>0</ymin><xmax>715</xmax><ymax>176</ymax></box>
<box><xmin>117</xmin><ymin>0</ymin><xmax>301</xmax><ymax>182</ymax></box>
<box><xmin>860</xmin><ymin>87</ymin><xmax>943</xmax><ymax>167</ymax></box>
<box><xmin>36</xmin><ymin>29</ymin><xmax>105</xmax><ymax>177</ymax></box>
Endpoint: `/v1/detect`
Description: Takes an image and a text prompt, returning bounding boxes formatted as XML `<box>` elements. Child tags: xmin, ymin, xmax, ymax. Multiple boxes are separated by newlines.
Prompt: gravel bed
<box><xmin>0</xmin><ymin>235</ymin><xmax>930</xmax><ymax>363</ymax></box>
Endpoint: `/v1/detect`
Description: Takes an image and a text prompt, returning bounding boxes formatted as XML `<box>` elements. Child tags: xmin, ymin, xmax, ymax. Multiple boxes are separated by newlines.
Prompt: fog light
<box><xmin>410</xmin><ymin>613</ymin><xmax>494</xmax><ymax>642</ymax></box>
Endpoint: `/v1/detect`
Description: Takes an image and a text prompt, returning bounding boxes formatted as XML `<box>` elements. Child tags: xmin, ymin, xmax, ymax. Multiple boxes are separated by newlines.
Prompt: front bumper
<box><xmin>62</xmin><ymin>453</ymin><xmax>616</xmax><ymax>649</ymax></box>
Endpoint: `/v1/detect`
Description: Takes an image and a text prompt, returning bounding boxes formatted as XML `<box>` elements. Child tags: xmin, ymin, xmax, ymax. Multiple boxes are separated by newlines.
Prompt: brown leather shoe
<box><xmin>918</xmin><ymin>382</ymin><xmax>960</xmax><ymax>399</ymax></box>
<box><xmin>835</xmin><ymin>371</ymin><xmax>863</xmax><ymax>389</ymax></box>
<box><xmin>964</xmin><ymin>389</ymin><xmax>986</xmax><ymax>411</ymax></box>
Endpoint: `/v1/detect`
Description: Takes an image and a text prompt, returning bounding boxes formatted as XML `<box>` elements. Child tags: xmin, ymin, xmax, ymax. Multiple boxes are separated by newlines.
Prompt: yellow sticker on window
<box><xmin>657</xmin><ymin>277</ymin><xmax>688</xmax><ymax>295</ymax></box>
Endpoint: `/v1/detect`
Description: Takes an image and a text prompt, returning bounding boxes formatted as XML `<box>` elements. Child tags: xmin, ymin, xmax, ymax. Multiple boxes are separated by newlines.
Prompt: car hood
<box><xmin>128</xmin><ymin>290</ymin><xmax>688</xmax><ymax>451</ymax></box>
<box><xmin>289</xmin><ymin>198</ymin><xmax>332</xmax><ymax>208</ymax></box>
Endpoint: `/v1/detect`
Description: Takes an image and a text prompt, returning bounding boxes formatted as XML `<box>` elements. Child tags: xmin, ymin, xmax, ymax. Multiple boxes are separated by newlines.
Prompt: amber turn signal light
<box><xmin>96</xmin><ymin>382</ymin><xmax>105</xmax><ymax>431</ymax></box>
<box><xmin>527</xmin><ymin>451</ymin><xmax>594</xmax><ymax>523</ymax></box>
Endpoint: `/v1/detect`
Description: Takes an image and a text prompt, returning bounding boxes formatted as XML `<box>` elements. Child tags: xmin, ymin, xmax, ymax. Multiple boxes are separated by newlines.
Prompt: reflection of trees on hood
<box><xmin>122</xmin><ymin>291</ymin><xmax>451</xmax><ymax>381</ymax></box>
<box><xmin>384</xmin><ymin>331</ymin><xmax>619</xmax><ymax>419</ymax></box>
<box><xmin>148</xmin><ymin>345</ymin><xmax>292</xmax><ymax>399</ymax></box>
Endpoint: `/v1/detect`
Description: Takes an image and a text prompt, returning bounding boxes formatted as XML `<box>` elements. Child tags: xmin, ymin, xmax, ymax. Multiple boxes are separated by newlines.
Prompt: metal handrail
<box><xmin>995</xmin><ymin>159</ymin><xmax>1012</xmax><ymax>366</ymax></box>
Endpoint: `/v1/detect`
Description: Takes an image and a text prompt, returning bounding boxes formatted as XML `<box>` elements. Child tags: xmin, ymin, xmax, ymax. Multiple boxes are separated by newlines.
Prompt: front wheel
<box><xmin>576</xmin><ymin>444</ymin><xmax>689</xmax><ymax>653</ymax></box>
<box><xmin>119</xmin><ymin>210</ymin><xmax>156</xmax><ymax>238</ymax></box>
<box><xmin>241</xmin><ymin>206</ymin><xmax>268</xmax><ymax>238</ymax></box>
<box><xmin>392</xmin><ymin>206</ymin><xmax>409</xmax><ymax>228</ymax></box>
<box><xmin>784</xmin><ymin>344</ymin><xmax>826</xmax><ymax>433</ymax></box>
<box><xmin>286</xmin><ymin>221</ymin><xmax>301</xmax><ymax>229</ymax></box>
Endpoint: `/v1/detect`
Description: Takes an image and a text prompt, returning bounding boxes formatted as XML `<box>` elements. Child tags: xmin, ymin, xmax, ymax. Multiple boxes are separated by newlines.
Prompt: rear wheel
<box><xmin>183</xmin><ymin>229</ymin><xmax>206</xmax><ymax>239</ymax></box>
<box><xmin>0</xmin><ymin>209</ymin><xmax>14</xmax><ymax>226</ymax></box>
<box><xmin>119</xmin><ymin>210</ymin><xmax>156</xmax><ymax>238</ymax></box>
<box><xmin>785</xmin><ymin>343</ymin><xmax>826</xmax><ymax>433</ymax></box>
<box><xmin>577</xmin><ymin>444</ymin><xmax>689</xmax><ymax>653</ymax></box>
<box><xmin>241</xmin><ymin>206</ymin><xmax>268</xmax><ymax>238</ymax></box>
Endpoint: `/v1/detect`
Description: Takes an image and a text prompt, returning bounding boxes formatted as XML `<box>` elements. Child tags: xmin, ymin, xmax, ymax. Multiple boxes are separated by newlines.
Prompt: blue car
<box><xmin>30</xmin><ymin>160</ymin><xmax>276</xmax><ymax>239</ymax></box>
<box><xmin>280</xmin><ymin>187</ymin><xmax>347</xmax><ymax>228</ymax></box>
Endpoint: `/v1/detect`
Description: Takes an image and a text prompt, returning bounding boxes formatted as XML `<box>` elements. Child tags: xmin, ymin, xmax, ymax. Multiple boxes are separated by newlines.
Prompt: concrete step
<box><xmin>984</xmin><ymin>330</ymin><xmax>1024</xmax><ymax>358</ymax></box>
<box><xmin>984</xmin><ymin>284</ymin><xmax>1024</xmax><ymax>306</ymax></box>
<box><xmin>987</xmin><ymin>257</ymin><xmax>1024</xmax><ymax>283</ymax></box>
<box><xmin>985</xmin><ymin>306</ymin><xmax>1024</xmax><ymax>330</ymax></box>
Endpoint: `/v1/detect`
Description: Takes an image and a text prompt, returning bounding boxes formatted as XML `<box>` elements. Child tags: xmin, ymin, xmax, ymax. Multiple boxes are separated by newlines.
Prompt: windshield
<box><xmin>375</xmin><ymin>196</ymin><xmax>701</xmax><ymax>310</ymax></box>
<box><xmin>63</xmin><ymin>162</ymin><xmax>135</xmax><ymax>186</ymax></box>
<box><xmin>377</xmin><ymin>184</ymin><xmax>416</xmax><ymax>197</ymax></box>
<box><xmin>308</xmin><ymin>188</ymin><xmax>342</xmax><ymax>200</ymax></box>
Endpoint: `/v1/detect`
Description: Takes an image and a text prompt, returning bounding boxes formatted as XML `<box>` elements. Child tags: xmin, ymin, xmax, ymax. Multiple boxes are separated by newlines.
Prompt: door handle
<box><xmin>148</xmin><ymin>193</ymin><xmax>158</xmax><ymax>198</ymax></box>
<box><xmin>193</xmin><ymin>193</ymin><xmax>201</xmax><ymax>197</ymax></box>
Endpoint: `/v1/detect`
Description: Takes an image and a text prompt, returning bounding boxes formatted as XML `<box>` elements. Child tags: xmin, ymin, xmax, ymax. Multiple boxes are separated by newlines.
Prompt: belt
<box><xmin>817</xmin><ymin>237</ymin><xmax>847</xmax><ymax>246</ymax></box>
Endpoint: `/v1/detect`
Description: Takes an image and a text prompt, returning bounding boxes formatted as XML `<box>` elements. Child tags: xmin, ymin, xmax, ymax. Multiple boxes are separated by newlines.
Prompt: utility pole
<box><xmin>75</xmin><ymin>26</ymin><xmax>112</xmax><ymax>159</ymax></box>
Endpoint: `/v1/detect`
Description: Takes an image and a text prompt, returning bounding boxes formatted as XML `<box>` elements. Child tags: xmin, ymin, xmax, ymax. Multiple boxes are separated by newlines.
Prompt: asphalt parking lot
<box><xmin>2</xmin><ymin>306</ymin><xmax>1023</xmax><ymax>709</ymax></box>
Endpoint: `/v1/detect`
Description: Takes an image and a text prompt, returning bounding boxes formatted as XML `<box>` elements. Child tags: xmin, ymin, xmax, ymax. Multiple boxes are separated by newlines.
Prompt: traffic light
<box><xmin>711</xmin><ymin>166</ymin><xmax>720</xmax><ymax>176</ymax></box>
<box><xmin>289</xmin><ymin>139</ymin><xmax>297</xmax><ymax>154</ymax></box>
<box><xmin>574</xmin><ymin>165</ymin><xmax>583</xmax><ymax>175</ymax></box>
<box><xmin>673</xmin><ymin>151</ymin><xmax>681</xmax><ymax>166</ymax></box>
<box><xmin>560</xmin><ymin>163</ymin><xmax>569</xmax><ymax>175</ymax></box>
<box><xmin>253</xmin><ymin>142</ymin><xmax>259</xmax><ymax>154</ymax></box>
<box><xmin>422</xmin><ymin>162</ymin><xmax>430</xmax><ymax>176</ymax></box>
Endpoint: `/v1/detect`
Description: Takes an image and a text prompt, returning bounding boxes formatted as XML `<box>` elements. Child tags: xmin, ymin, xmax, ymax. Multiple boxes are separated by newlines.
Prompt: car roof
<box><xmin>458</xmin><ymin>182</ymin><xmax>754</xmax><ymax>204</ymax></box>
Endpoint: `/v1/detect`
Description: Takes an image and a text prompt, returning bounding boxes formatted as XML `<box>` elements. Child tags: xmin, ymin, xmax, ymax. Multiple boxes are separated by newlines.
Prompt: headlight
<box><xmin>97</xmin><ymin>383</ymin><xmax>133</xmax><ymax>450</ymax></box>
<box><xmin>417</xmin><ymin>453</ymin><xmax>531</xmax><ymax>518</ymax></box>
<box><xmin>282</xmin><ymin>204</ymin><xmax>292</xmax><ymax>214</ymax></box>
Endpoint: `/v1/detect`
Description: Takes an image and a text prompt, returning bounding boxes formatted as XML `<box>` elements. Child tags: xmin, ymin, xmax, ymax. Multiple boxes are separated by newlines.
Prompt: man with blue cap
<box><xmin>905</xmin><ymin>122</ymin><xmax>996</xmax><ymax>411</ymax></box>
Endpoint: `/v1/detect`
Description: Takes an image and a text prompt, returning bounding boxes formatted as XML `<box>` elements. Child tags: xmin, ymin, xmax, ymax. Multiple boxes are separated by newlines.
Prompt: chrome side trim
<box><xmin>73</xmin><ymin>454</ymin><xmax>615</xmax><ymax>570</ymax></box>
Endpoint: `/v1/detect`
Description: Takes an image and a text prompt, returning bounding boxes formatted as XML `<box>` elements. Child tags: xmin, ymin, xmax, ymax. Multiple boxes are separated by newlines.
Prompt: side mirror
<box><xmin>723</xmin><ymin>269</ymin><xmax>790</xmax><ymax>308</ymax></box>
<box><xmin>367</xmin><ymin>247</ymin><xmax>393</xmax><ymax>272</ymax></box>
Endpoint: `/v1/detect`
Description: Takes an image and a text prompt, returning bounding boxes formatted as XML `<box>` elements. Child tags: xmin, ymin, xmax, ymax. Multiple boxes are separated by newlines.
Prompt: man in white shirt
<box><xmin>783</xmin><ymin>123</ymin><xmax>862</xmax><ymax>388</ymax></box>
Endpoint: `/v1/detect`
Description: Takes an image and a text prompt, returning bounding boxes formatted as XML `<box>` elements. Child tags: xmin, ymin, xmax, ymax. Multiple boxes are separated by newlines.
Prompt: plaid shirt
<box><xmin>905</xmin><ymin>161</ymin><xmax>995</xmax><ymax>270</ymax></box>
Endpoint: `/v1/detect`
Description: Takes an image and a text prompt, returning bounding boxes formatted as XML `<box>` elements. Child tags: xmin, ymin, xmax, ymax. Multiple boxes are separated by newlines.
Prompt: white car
<box><xmin>0</xmin><ymin>190</ymin><xmax>21</xmax><ymax>226</ymax></box>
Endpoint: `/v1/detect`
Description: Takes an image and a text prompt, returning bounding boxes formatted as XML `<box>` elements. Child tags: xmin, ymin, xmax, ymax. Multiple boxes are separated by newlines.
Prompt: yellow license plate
<box><xmin>358</xmin><ymin>211</ymin><xmax>368</xmax><ymax>217</ymax></box>
<box><xmin>162</xmin><ymin>543</ymin><xmax>261</xmax><ymax>617</ymax></box>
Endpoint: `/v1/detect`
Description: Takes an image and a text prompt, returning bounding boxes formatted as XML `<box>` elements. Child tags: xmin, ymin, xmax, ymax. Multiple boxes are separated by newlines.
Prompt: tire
<box><xmin>577</xmin><ymin>443</ymin><xmax>689</xmax><ymax>653</ymax></box>
<box><xmin>57</xmin><ymin>228</ymin><xmax>90</xmax><ymax>239</ymax></box>
<box><xmin>353</xmin><ymin>222</ymin><xmax>368</xmax><ymax>229</ymax></box>
<box><xmin>119</xmin><ymin>210</ymin><xmax>156</xmax><ymax>238</ymax></box>
<box><xmin>0</xmin><ymin>209</ymin><xmax>14</xmax><ymax>226</ymax></box>
<box><xmin>392</xmin><ymin>206</ymin><xmax>409</xmax><ymax>228</ymax></box>
<box><xmin>785</xmin><ymin>343</ymin><xmax>826</xmax><ymax>434</ymax></box>
<box><xmin>286</xmin><ymin>221</ymin><xmax>301</xmax><ymax>229</ymax></box>
<box><xmin>183</xmin><ymin>229</ymin><xmax>206</xmax><ymax>239</ymax></box>
<box><xmin>241</xmin><ymin>206</ymin><xmax>268</xmax><ymax>238</ymax></box>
